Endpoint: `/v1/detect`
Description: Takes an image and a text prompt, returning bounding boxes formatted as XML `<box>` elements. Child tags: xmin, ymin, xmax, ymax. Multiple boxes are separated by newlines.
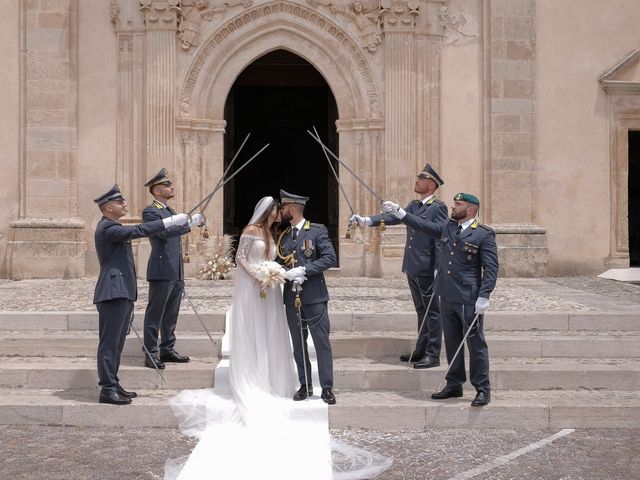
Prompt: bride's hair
<box><xmin>243</xmin><ymin>197</ymin><xmax>280</xmax><ymax>259</ymax></box>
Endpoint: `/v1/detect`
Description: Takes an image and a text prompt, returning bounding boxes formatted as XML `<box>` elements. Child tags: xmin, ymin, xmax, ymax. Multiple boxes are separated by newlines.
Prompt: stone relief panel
<box><xmin>438</xmin><ymin>0</ymin><xmax>479</xmax><ymax>46</ymax></box>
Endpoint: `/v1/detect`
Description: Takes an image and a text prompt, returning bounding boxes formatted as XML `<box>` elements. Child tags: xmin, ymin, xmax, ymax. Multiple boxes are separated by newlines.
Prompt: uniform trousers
<box><xmin>143</xmin><ymin>279</ymin><xmax>184</xmax><ymax>356</ymax></box>
<box><xmin>96</xmin><ymin>298</ymin><xmax>134</xmax><ymax>392</ymax></box>
<box><xmin>439</xmin><ymin>298</ymin><xmax>491</xmax><ymax>393</ymax></box>
<box><xmin>407</xmin><ymin>273</ymin><xmax>442</xmax><ymax>358</ymax></box>
<box><xmin>285</xmin><ymin>302</ymin><xmax>334</xmax><ymax>389</ymax></box>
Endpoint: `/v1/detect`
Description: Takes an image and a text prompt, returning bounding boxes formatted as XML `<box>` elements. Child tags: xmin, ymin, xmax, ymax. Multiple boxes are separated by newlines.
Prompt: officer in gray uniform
<box><xmin>381</xmin><ymin>193</ymin><xmax>498</xmax><ymax>407</ymax></box>
<box><xmin>352</xmin><ymin>164</ymin><xmax>448</xmax><ymax>369</ymax></box>
<box><xmin>277</xmin><ymin>190</ymin><xmax>337</xmax><ymax>405</ymax></box>
<box><xmin>141</xmin><ymin>168</ymin><xmax>203</xmax><ymax>369</ymax></box>
<box><xmin>93</xmin><ymin>184</ymin><xmax>188</xmax><ymax>405</ymax></box>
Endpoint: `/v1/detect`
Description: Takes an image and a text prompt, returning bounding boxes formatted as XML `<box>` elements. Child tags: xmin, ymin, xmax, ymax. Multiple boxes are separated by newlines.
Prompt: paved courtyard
<box><xmin>1</xmin><ymin>425</ymin><xmax>639</xmax><ymax>479</ymax></box>
<box><xmin>0</xmin><ymin>275</ymin><xmax>638</xmax><ymax>479</ymax></box>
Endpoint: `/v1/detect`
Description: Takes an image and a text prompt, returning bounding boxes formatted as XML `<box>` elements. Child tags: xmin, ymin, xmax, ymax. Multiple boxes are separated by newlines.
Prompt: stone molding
<box><xmin>599</xmin><ymin>49</ymin><xmax>640</xmax><ymax>268</ymax></box>
<box><xmin>178</xmin><ymin>0</ymin><xmax>382</xmax><ymax>119</ymax></box>
<box><xmin>140</xmin><ymin>0</ymin><xmax>181</xmax><ymax>28</ymax></box>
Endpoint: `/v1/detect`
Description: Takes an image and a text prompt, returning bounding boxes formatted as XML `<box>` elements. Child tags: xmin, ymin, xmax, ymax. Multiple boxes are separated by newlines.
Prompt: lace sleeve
<box><xmin>235</xmin><ymin>233</ymin><xmax>260</xmax><ymax>280</ymax></box>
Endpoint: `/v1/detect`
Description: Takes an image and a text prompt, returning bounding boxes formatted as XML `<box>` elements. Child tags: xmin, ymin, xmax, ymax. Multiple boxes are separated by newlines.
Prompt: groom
<box><xmin>278</xmin><ymin>189</ymin><xmax>337</xmax><ymax>405</ymax></box>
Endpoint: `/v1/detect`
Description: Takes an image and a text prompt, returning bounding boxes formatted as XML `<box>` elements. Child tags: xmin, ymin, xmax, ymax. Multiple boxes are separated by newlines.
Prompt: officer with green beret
<box><xmin>381</xmin><ymin>193</ymin><xmax>499</xmax><ymax>407</ymax></box>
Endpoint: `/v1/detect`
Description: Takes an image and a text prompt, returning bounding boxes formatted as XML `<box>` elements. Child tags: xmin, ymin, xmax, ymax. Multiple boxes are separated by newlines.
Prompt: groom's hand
<box><xmin>285</xmin><ymin>266</ymin><xmax>307</xmax><ymax>284</ymax></box>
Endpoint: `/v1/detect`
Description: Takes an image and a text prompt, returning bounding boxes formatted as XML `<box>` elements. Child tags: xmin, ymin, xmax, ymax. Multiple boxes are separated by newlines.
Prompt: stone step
<box><xmin>1</xmin><ymin>330</ymin><xmax>638</xmax><ymax>359</ymax></box>
<box><xmin>0</xmin><ymin>357</ymin><xmax>217</xmax><ymax>390</ymax></box>
<box><xmin>333</xmin><ymin>357</ymin><xmax>640</xmax><ymax>391</ymax></box>
<box><xmin>0</xmin><ymin>388</ymin><xmax>638</xmax><ymax>429</ymax></box>
<box><xmin>331</xmin><ymin>331</ymin><xmax>640</xmax><ymax>359</ymax></box>
<box><xmin>2</xmin><ymin>311</ymin><xmax>638</xmax><ymax>333</ymax></box>
<box><xmin>2</xmin><ymin>356</ymin><xmax>638</xmax><ymax>392</ymax></box>
<box><xmin>0</xmin><ymin>331</ymin><xmax>222</xmax><ymax>358</ymax></box>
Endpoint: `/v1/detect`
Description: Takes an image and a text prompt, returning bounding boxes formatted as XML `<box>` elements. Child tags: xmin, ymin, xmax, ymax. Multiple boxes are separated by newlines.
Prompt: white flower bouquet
<box><xmin>255</xmin><ymin>261</ymin><xmax>286</xmax><ymax>298</ymax></box>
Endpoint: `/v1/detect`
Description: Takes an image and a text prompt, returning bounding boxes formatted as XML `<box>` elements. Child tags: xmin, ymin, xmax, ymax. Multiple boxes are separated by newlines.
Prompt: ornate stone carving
<box><xmin>439</xmin><ymin>1</ymin><xmax>480</xmax><ymax>46</ymax></box>
<box><xmin>178</xmin><ymin>0</ymin><xmax>254</xmax><ymax>50</ymax></box>
<box><xmin>379</xmin><ymin>0</ymin><xmax>419</xmax><ymax>31</ymax></box>
<box><xmin>180</xmin><ymin>1</ymin><xmax>381</xmax><ymax>116</ymax></box>
<box><xmin>110</xmin><ymin>1</ymin><xmax>121</xmax><ymax>28</ymax></box>
<box><xmin>308</xmin><ymin>0</ymin><xmax>384</xmax><ymax>52</ymax></box>
<box><xmin>140</xmin><ymin>0</ymin><xmax>181</xmax><ymax>27</ymax></box>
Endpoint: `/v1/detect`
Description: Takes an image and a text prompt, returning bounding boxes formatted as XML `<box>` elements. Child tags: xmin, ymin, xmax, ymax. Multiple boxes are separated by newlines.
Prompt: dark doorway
<box><xmin>629</xmin><ymin>131</ymin><xmax>640</xmax><ymax>266</ymax></box>
<box><xmin>223</xmin><ymin>50</ymin><xmax>340</xmax><ymax>261</ymax></box>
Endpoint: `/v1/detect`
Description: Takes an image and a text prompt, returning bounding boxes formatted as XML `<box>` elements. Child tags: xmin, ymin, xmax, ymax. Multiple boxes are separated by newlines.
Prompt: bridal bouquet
<box><xmin>255</xmin><ymin>261</ymin><xmax>286</xmax><ymax>298</ymax></box>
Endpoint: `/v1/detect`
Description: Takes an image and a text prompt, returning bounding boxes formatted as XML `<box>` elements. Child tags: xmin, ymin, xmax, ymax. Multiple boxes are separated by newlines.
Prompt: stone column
<box><xmin>9</xmin><ymin>0</ymin><xmax>85</xmax><ymax>279</ymax></box>
<box><xmin>483</xmin><ymin>0</ymin><xmax>548</xmax><ymax>276</ymax></box>
<box><xmin>140</xmin><ymin>0</ymin><xmax>181</xmax><ymax>204</ymax></box>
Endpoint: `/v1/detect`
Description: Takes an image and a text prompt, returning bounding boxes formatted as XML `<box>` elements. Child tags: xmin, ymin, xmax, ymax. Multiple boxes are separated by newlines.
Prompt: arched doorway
<box><xmin>223</xmin><ymin>49</ymin><xmax>340</xmax><ymax>260</ymax></box>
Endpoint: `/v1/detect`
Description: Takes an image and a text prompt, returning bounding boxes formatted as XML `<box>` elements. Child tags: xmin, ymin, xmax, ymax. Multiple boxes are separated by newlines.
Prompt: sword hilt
<box><xmin>380</xmin><ymin>219</ymin><xmax>386</xmax><ymax>231</ymax></box>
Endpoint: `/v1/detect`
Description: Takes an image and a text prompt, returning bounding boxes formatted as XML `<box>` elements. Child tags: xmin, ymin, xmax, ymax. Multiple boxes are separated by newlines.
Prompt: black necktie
<box><xmin>456</xmin><ymin>224</ymin><xmax>462</xmax><ymax>237</ymax></box>
<box><xmin>292</xmin><ymin>227</ymin><xmax>298</xmax><ymax>240</ymax></box>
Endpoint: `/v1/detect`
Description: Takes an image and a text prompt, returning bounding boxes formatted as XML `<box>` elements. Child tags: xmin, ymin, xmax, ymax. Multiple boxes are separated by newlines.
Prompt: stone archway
<box><xmin>176</xmin><ymin>2</ymin><xmax>384</xmax><ymax>274</ymax></box>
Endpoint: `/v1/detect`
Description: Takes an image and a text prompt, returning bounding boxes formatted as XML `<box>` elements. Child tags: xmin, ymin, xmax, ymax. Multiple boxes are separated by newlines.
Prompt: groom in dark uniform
<box><xmin>141</xmin><ymin>168</ymin><xmax>203</xmax><ymax>369</ymax></box>
<box><xmin>278</xmin><ymin>189</ymin><xmax>338</xmax><ymax>405</ymax></box>
<box><xmin>93</xmin><ymin>184</ymin><xmax>189</xmax><ymax>404</ymax></box>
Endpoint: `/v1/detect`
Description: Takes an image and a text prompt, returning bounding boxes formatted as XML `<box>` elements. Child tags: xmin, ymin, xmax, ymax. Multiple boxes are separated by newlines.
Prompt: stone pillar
<box><xmin>336</xmin><ymin>119</ymin><xmax>384</xmax><ymax>277</ymax></box>
<box><xmin>112</xmin><ymin>0</ymin><xmax>146</xmax><ymax>218</ymax></box>
<box><xmin>9</xmin><ymin>0</ymin><xmax>85</xmax><ymax>279</ymax></box>
<box><xmin>483</xmin><ymin>0</ymin><xmax>548</xmax><ymax>276</ymax></box>
<box><xmin>140</xmin><ymin>0</ymin><xmax>181</xmax><ymax>204</ymax></box>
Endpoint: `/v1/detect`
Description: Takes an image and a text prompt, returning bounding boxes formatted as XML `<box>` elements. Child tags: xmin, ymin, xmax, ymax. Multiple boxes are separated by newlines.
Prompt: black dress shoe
<box><xmin>116</xmin><ymin>384</ymin><xmax>137</xmax><ymax>399</ymax></box>
<box><xmin>471</xmin><ymin>391</ymin><xmax>491</xmax><ymax>407</ymax></box>
<box><xmin>399</xmin><ymin>352</ymin><xmax>425</xmax><ymax>363</ymax></box>
<box><xmin>413</xmin><ymin>356</ymin><xmax>440</xmax><ymax>369</ymax></box>
<box><xmin>99</xmin><ymin>390</ymin><xmax>132</xmax><ymax>405</ymax></box>
<box><xmin>160</xmin><ymin>351</ymin><xmax>190</xmax><ymax>363</ymax></box>
<box><xmin>321</xmin><ymin>388</ymin><xmax>336</xmax><ymax>405</ymax></box>
<box><xmin>431</xmin><ymin>384</ymin><xmax>463</xmax><ymax>400</ymax></box>
<box><xmin>293</xmin><ymin>385</ymin><xmax>313</xmax><ymax>401</ymax></box>
<box><xmin>144</xmin><ymin>357</ymin><xmax>165</xmax><ymax>369</ymax></box>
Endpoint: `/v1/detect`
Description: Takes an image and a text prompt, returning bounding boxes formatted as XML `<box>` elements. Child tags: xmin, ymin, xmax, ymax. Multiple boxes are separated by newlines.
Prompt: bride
<box><xmin>165</xmin><ymin>196</ymin><xmax>391</xmax><ymax>480</ymax></box>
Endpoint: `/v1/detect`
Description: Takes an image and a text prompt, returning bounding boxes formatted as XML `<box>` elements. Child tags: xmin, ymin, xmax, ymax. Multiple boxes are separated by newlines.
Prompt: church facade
<box><xmin>1</xmin><ymin>0</ymin><xmax>639</xmax><ymax>279</ymax></box>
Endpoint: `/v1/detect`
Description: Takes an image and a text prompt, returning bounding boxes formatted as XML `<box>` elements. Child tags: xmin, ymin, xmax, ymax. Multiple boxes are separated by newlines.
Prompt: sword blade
<box><xmin>307</xmin><ymin>129</ymin><xmax>384</xmax><ymax>204</ymax></box>
<box><xmin>312</xmin><ymin>126</ymin><xmax>355</xmax><ymax>214</ymax></box>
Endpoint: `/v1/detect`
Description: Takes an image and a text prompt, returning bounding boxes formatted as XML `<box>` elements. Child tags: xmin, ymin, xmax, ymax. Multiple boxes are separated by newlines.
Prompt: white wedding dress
<box><xmin>165</xmin><ymin>232</ymin><xmax>391</xmax><ymax>480</ymax></box>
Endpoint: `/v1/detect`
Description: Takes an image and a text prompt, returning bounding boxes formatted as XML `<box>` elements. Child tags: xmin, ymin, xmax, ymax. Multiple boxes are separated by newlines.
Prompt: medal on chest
<box><xmin>302</xmin><ymin>239</ymin><xmax>314</xmax><ymax>258</ymax></box>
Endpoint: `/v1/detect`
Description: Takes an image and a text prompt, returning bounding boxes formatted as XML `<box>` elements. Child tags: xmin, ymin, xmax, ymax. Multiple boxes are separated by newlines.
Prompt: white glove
<box><xmin>475</xmin><ymin>297</ymin><xmax>490</xmax><ymax>315</ymax></box>
<box><xmin>380</xmin><ymin>201</ymin><xmax>406</xmax><ymax>219</ymax></box>
<box><xmin>189</xmin><ymin>212</ymin><xmax>205</xmax><ymax>228</ymax></box>
<box><xmin>163</xmin><ymin>213</ymin><xmax>189</xmax><ymax>228</ymax></box>
<box><xmin>284</xmin><ymin>266</ymin><xmax>306</xmax><ymax>282</ymax></box>
<box><xmin>349</xmin><ymin>214</ymin><xmax>372</xmax><ymax>227</ymax></box>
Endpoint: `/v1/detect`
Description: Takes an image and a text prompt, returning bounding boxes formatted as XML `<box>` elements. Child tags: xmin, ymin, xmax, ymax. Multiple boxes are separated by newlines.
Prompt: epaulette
<box><xmin>478</xmin><ymin>223</ymin><xmax>494</xmax><ymax>231</ymax></box>
<box><xmin>308</xmin><ymin>222</ymin><xmax>325</xmax><ymax>229</ymax></box>
<box><xmin>152</xmin><ymin>200</ymin><xmax>164</xmax><ymax>209</ymax></box>
<box><xmin>432</xmin><ymin>198</ymin><xmax>446</xmax><ymax>206</ymax></box>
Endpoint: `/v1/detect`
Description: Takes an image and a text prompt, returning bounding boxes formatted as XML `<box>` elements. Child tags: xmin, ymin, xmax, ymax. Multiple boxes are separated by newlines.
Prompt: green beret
<box><xmin>454</xmin><ymin>192</ymin><xmax>480</xmax><ymax>205</ymax></box>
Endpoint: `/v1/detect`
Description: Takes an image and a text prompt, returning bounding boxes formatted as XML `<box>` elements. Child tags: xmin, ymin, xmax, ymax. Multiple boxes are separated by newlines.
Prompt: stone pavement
<box><xmin>1</xmin><ymin>425</ymin><xmax>639</xmax><ymax>480</ymax></box>
<box><xmin>0</xmin><ymin>275</ymin><xmax>638</xmax><ymax>312</ymax></box>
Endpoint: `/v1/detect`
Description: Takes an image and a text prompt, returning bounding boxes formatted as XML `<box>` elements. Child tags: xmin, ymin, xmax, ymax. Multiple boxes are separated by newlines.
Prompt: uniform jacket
<box><xmin>278</xmin><ymin>221</ymin><xmax>337</xmax><ymax>306</ymax></box>
<box><xmin>93</xmin><ymin>217</ymin><xmax>166</xmax><ymax>304</ymax></box>
<box><xmin>370</xmin><ymin>197</ymin><xmax>448</xmax><ymax>276</ymax></box>
<box><xmin>402</xmin><ymin>214</ymin><xmax>499</xmax><ymax>305</ymax></box>
<box><xmin>142</xmin><ymin>200</ymin><xmax>191</xmax><ymax>281</ymax></box>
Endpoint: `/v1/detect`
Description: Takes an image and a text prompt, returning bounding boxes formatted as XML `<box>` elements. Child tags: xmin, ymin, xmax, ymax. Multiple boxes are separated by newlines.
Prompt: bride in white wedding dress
<box><xmin>165</xmin><ymin>196</ymin><xmax>391</xmax><ymax>480</ymax></box>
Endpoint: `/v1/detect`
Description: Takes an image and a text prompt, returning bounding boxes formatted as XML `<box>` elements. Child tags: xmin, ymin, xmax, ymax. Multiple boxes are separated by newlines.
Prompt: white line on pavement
<box><xmin>447</xmin><ymin>428</ymin><xmax>576</xmax><ymax>480</ymax></box>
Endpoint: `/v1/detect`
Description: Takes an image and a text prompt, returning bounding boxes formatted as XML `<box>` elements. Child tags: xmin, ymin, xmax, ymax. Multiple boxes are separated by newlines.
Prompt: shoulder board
<box><xmin>478</xmin><ymin>223</ymin><xmax>493</xmax><ymax>231</ymax></box>
<box><xmin>309</xmin><ymin>222</ymin><xmax>325</xmax><ymax>229</ymax></box>
<box><xmin>432</xmin><ymin>198</ymin><xmax>446</xmax><ymax>206</ymax></box>
<box><xmin>152</xmin><ymin>200</ymin><xmax>164</xmax><ymax>209</ymax></box>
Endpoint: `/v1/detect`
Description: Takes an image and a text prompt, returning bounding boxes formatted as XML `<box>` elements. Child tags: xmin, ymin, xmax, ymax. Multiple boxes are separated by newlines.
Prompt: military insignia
<box><xmin>427</xmin><ymin>197</ymin><xmax>435</xmax><ymax>205</ymax></box>
<box><xmin>303</xmin><ymin>220</ymin><xmax>311</xmax><ymax>231</ymax></box>
<box><xmin>302</xmin><ymin>239</ymin><xmax>314</xmax><ymax>258</ymax></box>
<box><xmin>153</xmin><ymin>200</ymin><xmax>164</xmax><ymax>209</ymax></box>
<box><xmin>471</xmin><ymin>219</ymin><xmax>479</xmax><ymax>229</ymax></box>
<box><xmin>463</xmin><ymin>242</ymin><xmax>479</xmax><ymax>255</ymax></box>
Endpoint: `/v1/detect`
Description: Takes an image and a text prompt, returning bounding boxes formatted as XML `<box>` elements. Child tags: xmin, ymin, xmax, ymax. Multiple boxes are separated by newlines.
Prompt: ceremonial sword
<box><xmin>311</xmin><ymin>126</ymin><xmax>357</xmax><ymax>239</ymax></box>
<box><xmin>435</xmin><ymin>312</ymin><xmax>481</xmax><ymax>393</ymax></box>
